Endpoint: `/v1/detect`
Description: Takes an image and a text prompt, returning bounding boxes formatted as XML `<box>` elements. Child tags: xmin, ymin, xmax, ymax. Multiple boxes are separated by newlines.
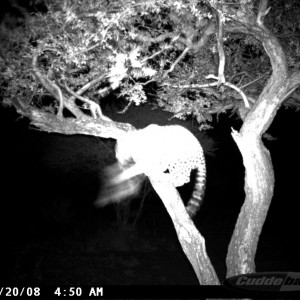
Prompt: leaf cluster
<box><xmin>1</xmin><ymin>0</ymin><xmax>299</xmax><ymax>127</ymax></box>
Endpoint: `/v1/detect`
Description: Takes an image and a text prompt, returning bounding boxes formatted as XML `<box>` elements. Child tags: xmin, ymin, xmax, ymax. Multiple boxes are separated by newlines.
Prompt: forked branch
<box><xmin>32</xmin><ymin>48</ymin><xmax>111</xmax><ymax>121</ymax></box>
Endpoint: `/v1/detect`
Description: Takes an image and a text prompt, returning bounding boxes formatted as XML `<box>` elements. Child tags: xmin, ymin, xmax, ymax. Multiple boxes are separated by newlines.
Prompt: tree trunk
<box><xmin>225</xmin><ymin>65</ymin><xmax>300</xmax><ymax>278</ymax></box>
<box><xmin>226</xmin><ymin>70</ymin><xmax>294</xmax><ymax>277</ymax></box>
<box><xmin>225</xmin><ymin>0</ymin><xmax>300</xmax><ymax>277</ymax></box>
<box><xmin>226</xmin><ymin>129</ymin><xmax>274</xmax><ymax>276</ymax></box>
<box><xmin>149</xmin><ymin>175</ymin><xmax>220</xmax><ymax>285</ymax></box>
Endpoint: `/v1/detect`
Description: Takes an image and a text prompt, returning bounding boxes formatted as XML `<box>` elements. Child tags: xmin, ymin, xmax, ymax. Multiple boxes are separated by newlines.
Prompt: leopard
<box><xmin>96</xmin><ymin>124</ymin><xmax>206</xmax><ymax>218</ymax></box>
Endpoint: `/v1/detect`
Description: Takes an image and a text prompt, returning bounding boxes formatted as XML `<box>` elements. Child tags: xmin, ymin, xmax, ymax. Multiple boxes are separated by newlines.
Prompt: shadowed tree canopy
<box><xmin>1</xmin><ymin>0</ymin><xmax>299</xmax><ymax>135</ymax></box>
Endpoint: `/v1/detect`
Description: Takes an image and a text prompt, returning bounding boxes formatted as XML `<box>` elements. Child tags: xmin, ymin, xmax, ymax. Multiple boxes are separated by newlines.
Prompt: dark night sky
<box><xmin>0</xmin><ymin>102</ymin><xmax>300</xmax><ymax>286</ymax></box>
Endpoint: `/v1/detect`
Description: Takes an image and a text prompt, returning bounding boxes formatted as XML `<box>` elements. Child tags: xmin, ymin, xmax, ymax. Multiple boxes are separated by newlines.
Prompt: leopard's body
<box><xmin>98</xmin><ymin>124</ymin><xmax>206</xmax><ymax>218</ymax></box>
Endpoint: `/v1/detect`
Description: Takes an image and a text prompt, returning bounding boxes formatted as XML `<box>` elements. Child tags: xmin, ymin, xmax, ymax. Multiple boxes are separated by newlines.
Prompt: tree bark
<box><xmin>149</xmin><ymin>175</ymin><xmax>220</xmax><ymax>285</ymax></box>
<box><xmin>226</xmin><ymin>0</ymin><xmax>300</xmax><ymax>277</ymax></box>
<box><xmin>12</xmin><ymin>98</ymin><xmax>135</xmax><ymax>139</ymax></box>
<box><xmin>226</xmin><ymin>129</ymin><xmax>274</xmax><ymax>276</ymax></box>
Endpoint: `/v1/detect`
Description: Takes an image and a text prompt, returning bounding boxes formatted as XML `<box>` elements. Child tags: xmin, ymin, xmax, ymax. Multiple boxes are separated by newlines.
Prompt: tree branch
<box><xmin>12</xmin><ymin>97</ymin><xmax>135</xmax><ymax>139</ymax></box>
<box><xmin>149</xmin><ymin>175</ymin><xmax>220</xmax><ymax>285</ymax></box>
<box><xmin>63</xmin><ymin>81</ymin><xmax>111</xmax><ymax>121</ymax></box>
<box><xmin>32</xmin><ymin>50</ymin><xmax>65</xmax><ymax>119</ymax></box>
<box><xmin>163</xmin><ymin>47</ymin><xmax>190</xmax><ymax>79</ymax></box>
<box><xmin>32</xmin><ymin>48</ymin><xmax>83</xmax><ymax>118</ymax></box>
<box><xmin>133</xmin><ymin>21</ymin><xmax>215</xmax><ymax>52</ymax></box>
<box><xmin>69</xmin><ymin>73</ymin><xmax>107</xmax><ymax>102</ymax></box>
<box><xmin>216</xmin><ymin>9</ymin><xmax>226</xmax><ymax>84</ymax></box>
<box><xmin>225</xmin><ymin>0</ymin><xmax>300</xmax><ymax>278</ymax></box>
<box><xmin>256</xmin><ymin>0</ymin><xmax>271</xmax><ymax>26</ymax></box>
<box><xmin>164</xmin><ymin>75</ymin><xmax>250</xmax><ymax>108</ymax></box>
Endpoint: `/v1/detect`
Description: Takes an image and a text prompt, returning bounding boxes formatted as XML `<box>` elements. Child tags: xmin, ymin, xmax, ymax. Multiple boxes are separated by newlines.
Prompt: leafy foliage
<box><xmin>1</xmin><ymin>0</ymin><xmax>300</xmax><ymax>127</ymax></box>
